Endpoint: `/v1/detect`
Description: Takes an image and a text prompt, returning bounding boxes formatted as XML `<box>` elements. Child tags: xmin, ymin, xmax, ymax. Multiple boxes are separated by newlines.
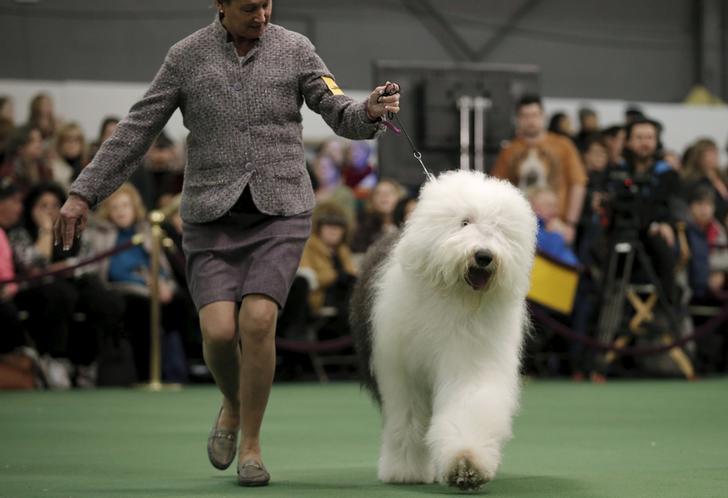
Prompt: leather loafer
<box><xmin>207</xmin><ymin>406</ymin><xmax>238</xmax><ymax>470</ymax></box>
<box><xmin>237</xmin><ymin>459</ymin><xmax>270</xmax><ymax>486</ymax></box>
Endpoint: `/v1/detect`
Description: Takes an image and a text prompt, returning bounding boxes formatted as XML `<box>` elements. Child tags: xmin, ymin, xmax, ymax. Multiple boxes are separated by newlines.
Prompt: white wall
<box><xmin>2</xmin><ymin>78</ymin><xmax>727</xmax><ymax>164</ymax></box>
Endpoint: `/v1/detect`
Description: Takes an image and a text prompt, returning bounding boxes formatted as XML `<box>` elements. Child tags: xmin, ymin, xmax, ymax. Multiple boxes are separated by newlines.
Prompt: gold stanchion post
<box><xmin>137</xmin><ymin>200</ymin><xmax>182</xmax><ymax>392</ymax></box>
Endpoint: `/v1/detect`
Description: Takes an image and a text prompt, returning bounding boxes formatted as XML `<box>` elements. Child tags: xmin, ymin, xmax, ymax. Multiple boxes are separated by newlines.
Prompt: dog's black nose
<box><xmin>474</xmin><ymin>250</ymin><xmax>493</xmax><ymax>268</ymax></box>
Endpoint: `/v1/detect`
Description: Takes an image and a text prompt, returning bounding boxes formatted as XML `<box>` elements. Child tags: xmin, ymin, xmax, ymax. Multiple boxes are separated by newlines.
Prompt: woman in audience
<box><xmin>88</xmin><ymin>116</ymin><xmax>120</xmax><ymax>160</ymax></box>
<box><xmin>548</xmin><ymin>112</ymin><xmax>575</xmax><ymax>139</ymax></box>
<box><xmin>393</xmin><ymin>195</ymin><xmax>417</xmax><ymax>229</ymax></box>
<box><xmin>0</xmin><ymin>126</ymin><xmax>53</xmax><ymax>194</ymax></box>
<box><xmin>92</xmin><ymin>183</ymin><xmax>179</xmax><ymax>381</ymax></box>
<box><xmin>298</xmin><ymin>202</ymin><xmax>358</xmax><ymax>337</ymax></box>
<box><xmin>9</xmin><ymin>181</ymin><xmax>123</xmax><ymax>387</ymax></box>
<box><xmin>0</xmin><ymin>95</ymin><xmax>15</xmax><ymax>124</ymax></box>
<box><xmin>681</xmin><ymin>138</ymin><xmax>728</xmax><ymax>226</ymax></box>
<box><xmin>0</xmin><ymin>179</ymin><xmax>25</xmax><ymax>355</ymax></box>
<box><xmin>50</xmin><ymin>122</ymin><xmax>89</xmax><ymax>191</ymax></box>
<box><xmin>351</xmin><ymin>178</ymin><xmax>405</xmax><ymax>253</ymax></box>
<box><xmin>27</xmin><ymin>93</ymin><xmax>59</xmax><ymax>144</ymax></box>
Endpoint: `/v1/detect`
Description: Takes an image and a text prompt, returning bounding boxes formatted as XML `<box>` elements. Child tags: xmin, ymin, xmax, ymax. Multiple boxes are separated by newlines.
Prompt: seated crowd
<box><xmin>0</xmin><ymin>91</ymin><xmax>727</xmax><ymax>388</ymax></box>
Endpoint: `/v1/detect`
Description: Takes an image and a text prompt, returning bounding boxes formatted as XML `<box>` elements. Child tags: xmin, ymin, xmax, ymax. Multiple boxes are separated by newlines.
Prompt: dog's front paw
<box><xmin>445</xmin><ymin>452</ymin><xmax>491</xmax><ymax>491</ymax></box>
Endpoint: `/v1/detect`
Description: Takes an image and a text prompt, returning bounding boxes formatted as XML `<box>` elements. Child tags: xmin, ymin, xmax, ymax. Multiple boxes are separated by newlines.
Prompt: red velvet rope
<box><xmin>529</xmin><ymin>302</ymin><xmax>728</xmax><ymax>357</ymax></box>
<box><xmin>0</xmin><ymin>240</ymin><xmax>137</xmax><ymax>286</ymax></box>
<box><xmin>275</xmin><ymin>335</ymin><xmax>354</xmax><ymax>354</ymax></box>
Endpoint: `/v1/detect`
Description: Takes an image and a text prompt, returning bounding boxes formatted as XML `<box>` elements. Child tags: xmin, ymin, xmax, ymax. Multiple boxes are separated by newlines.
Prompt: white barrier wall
<box><xmin>1</xmin><ymin>79</ymin><xmax>727</xmax><ymax>164</ymax></box>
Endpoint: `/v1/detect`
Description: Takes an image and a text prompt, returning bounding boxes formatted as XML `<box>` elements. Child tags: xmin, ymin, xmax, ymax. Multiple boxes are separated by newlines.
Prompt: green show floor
<box><xmin>1</xmin><ymin>379</ymin><xmax>727</xmax><ymax>498</ymax></box>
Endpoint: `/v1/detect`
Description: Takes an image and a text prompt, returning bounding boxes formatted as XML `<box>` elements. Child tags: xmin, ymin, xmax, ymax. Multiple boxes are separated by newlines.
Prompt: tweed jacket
<box><xmin>70</xmin><ymin>18</ymin><xmax>384</xmax><ymax>223</ymax></box>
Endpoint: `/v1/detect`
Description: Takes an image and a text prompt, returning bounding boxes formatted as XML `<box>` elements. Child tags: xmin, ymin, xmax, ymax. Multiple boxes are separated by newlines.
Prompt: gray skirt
<box><xmin>182</xmin><ymin>209</ymin><xmax>312</xmax><ymax>311</ymax></box>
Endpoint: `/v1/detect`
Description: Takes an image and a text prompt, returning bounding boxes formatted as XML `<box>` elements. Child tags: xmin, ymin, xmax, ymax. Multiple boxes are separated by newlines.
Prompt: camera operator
<box><xmin>604</xmin><ymin>117</ymin><xmax>680</xmax><ymax>304</ymax></box>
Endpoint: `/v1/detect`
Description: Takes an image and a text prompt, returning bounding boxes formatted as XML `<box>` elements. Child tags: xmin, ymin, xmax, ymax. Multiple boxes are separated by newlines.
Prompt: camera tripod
<box><xmin>593</xmin><ymin>230</ymin><xmax>695</xmax><ymax>379</ymax></box>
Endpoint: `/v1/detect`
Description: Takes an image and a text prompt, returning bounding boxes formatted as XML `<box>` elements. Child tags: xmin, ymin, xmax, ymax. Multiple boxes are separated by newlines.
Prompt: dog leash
<box><xmin>378</xmin><ymin>82</ymin><xmax>435</xmax><ymax>182</ymax></box>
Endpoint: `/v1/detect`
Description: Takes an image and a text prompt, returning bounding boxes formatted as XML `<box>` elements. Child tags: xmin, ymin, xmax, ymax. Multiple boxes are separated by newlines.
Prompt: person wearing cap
<box><xmin>55</xmin><ymin>0</ymin><xmax>400</xmax><ymax>486</ymax></box>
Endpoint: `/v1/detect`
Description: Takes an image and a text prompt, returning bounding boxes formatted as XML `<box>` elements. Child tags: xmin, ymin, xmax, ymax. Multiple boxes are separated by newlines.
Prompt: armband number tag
<box><xmin>322</xmin><ymin>76</ymin><xmax>344</xmax><ymax>96</ymax></box>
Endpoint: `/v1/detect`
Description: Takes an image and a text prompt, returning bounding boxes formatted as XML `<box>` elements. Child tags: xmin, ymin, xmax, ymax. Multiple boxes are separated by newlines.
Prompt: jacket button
<box><xmin>233</xmin><ymin>82</ymin><xmax>242</xmax><ymax>91</ymax></box>
<box><xmin>244</xmin><ymin>162</ymin><xmax>254</xmax><ymax>172</ymax></box>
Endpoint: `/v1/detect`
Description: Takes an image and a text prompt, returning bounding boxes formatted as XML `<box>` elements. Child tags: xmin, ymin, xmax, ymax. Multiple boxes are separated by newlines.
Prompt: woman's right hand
<box><xmin>54</xmin><ymin>194</ymin><xmax>90</xmax><ymax>251</ymax></box>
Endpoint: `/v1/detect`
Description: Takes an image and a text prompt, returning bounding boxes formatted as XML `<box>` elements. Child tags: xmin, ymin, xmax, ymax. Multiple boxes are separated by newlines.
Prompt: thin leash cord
<box><xmin>379</xmin><ymin>83</ymin><xmax>435</xmax><ymax>182</ymax></box>
<box><xmin>391</xmin><ymin>112</ymin><xmax>435</xmax><ymax>182</ymax></box>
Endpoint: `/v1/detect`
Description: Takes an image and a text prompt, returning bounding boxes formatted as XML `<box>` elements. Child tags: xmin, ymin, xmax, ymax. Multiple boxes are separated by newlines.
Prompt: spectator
<box><xmin>0</xmin><ymin>96</ymin><xmax>15</xmax><ymax>124</ymax></box>
<box><xmin>341</xmin><ymin>141</ymin><xmax>377</xmax><ymax>199</ymax></box>
<box><xmin>0</xmin><ymin>126</ymin><xmax>53</xmax><ymax>194</ymax></box>
<box><xmin>681</xmin><ymin>138</ymin><xmax>728</xmax><ymax>226</ymax></box>
<box><xmin>10</xmin><ymin>181</ymin><xmax>124</xmax><ymax>386</ymax></box>
<box><xmin>574</xmin><ymin>107</ymin><xmax>600</xmax><ymax>152</ymax></box>
<box><xmin>7</xmin><ymin>182</ymin><xmax>77</xmax><ymax>387</ymax></box>
<box><xmin>351</xmin><ymin>178</ymin><xmax>405</xmax><ymax>253</ymax></box>
<box><xmin>491</xmin><ymin>94</ymin><xmax>587</xmax><ymax>244</ymax></box>
<box><xmin>0</xmin><ymin>179</ymin><xmax>25</xmax><ymax>354</ymax></box>
<box><xmin>547</xmin><ymin>112</ymin><xmax>574</xmax><ymax>138</ymax></box>
<box><xmin>312</xmin><ymin>138</ymin><xmax>346</xmax><ymax>199</ymax></box>
<box><xmin>684</xmin><ymin>186</ymin><xmax>728</xmax><ymax>374</ymax></box>
<box><xmin>577</xmin><ymin>134</ymin><xmax>609</xmax><ymax>256</ymax></box>
<box><xmin>50</xmin><ymin>122</ymin><xmax>89</xmax><ymax>191</ymax></box>
<box><xmin>91</xmin><ymin>183</ymin><xmax>179</xmax><ymax>381</ymax></box>
<box><xmin>393</xmin><ymin>195</ymin><xmax>417</xmax><ymax>228</ymax></box>
<box><xmin>144</xmin><ymin>131</ymin><xmax>183</xmax><ymax>206</ymax></box>
<box><xmin>685</xmin><ymin>186</ymin><xmax>728</xmax><ymax>298</ymax></box>
<box><xmin>88</xmin><ymin>116</ymin><xmax>119</xmax><ymax>160</ymax></box>
<box><xmin>624</xmin><ymin>105</ymin><xmax>644</xmax><ymax>125</ymax></box>
<box><xmin>299</xmin><ymin>202</ymin><xmax>358</xmax><ymax>337</ymax></box>
<box><xmin>606</xmin><ymin>118</ymin><xmax>680</xmax><ymax>304</ymax></box>
<box><xmin>528</xmin><ymin>186</ymin><xmax>579</xmax><ymax>266</ymax></box>
<box><xmin>27</xmin><ymin>93</ymin><xmax>59</xmax><ymax>144</ymax></box>
<box><xmin>602</xmin><ymin>125</ymin><xmax>625</xmax><ymax>168</ymax></box>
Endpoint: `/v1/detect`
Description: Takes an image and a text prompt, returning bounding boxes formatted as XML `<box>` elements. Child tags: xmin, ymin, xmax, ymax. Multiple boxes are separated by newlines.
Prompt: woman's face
<box><xmin>0</xmin><ymin>99</ymin><xmax>14</xmax><ymax>122</ymax></box>
<box><xmin>699</xmin><ymin>146</ymin><xmax>719</xmax><ymax>173</ymax></box>
<box><xmin>220</xmin><ymin>0</ymin><xmax>272</xmax><ymax>40</ymax></box>
<box><xmin>59</xmin><ymin>132</ymin><xmax>84</xmax><ymax>159</ymax></box>
<box><xmin>32</xmin><ymin>192</ymin><xmax>61</xmax><ymax>228</ymax></box>
<box><xmin>36</xmin><ymin>96</ymin><xmax>53</xmax><ymax>117</ymax></box>
<box><xmin>319</xmin><ymin>223</ymin><xmax>345</xmax><ymax>248</ymax></box>
<box><xmin>108</xmin><ymin>192</ymin><xmax>136</xmax><ymax>229</ymax></box>
<box><xmin>371</xmin><ymin>181</ymin><xmax>400</xmax><ymax>215</ymax></box>
<box><xmin>20</xmin><ymin>129</ymin><xmax>44</xmax><ymax>161</ymax></box>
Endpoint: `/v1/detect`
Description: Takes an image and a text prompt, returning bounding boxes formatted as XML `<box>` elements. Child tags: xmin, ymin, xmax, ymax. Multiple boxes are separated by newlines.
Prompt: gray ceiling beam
<box><xmin>474</xmin><ymin>0</ymin><xmax>541</xmax><ymax>61</ymax></box>
<box><xmin>400</xmin><ymin>0</ymin><xmax>476</xmax><ymax>62</ymax></box>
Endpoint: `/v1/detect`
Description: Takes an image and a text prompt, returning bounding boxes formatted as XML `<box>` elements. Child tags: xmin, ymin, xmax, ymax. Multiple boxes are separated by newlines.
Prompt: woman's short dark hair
<box><xmin>22</xmin><ymin>181</ymin><xmax>67</xmax><ymax>241</ymax></box>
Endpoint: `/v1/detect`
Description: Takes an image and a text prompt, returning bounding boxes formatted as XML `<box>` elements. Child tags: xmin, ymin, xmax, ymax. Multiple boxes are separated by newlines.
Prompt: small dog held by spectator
<box><xmin>351</xmin><ymin>170</ymin><xmax>537</xmax><ymax>490</ymax></box>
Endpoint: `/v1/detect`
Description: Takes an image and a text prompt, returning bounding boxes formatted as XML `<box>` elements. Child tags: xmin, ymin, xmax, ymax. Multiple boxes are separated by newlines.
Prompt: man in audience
<box><xmin>606</xmin><ymin>118</ymin><xmax>680</xmax><ymax>304</ymax></box>
<box><xmin>491</xmin><ymin>94</ymin><xmax>587</xmax><ymax>244</ymax></box>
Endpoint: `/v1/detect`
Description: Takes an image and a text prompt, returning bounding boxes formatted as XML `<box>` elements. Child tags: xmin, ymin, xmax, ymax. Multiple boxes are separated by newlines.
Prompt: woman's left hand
<box><xmin>366</xmin><ymin>82</ymin><xmax>400</xmax><ymax>121</ymax></box>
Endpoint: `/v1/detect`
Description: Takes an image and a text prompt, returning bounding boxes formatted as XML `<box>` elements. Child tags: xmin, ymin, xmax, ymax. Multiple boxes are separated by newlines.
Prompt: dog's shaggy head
<box><xmin>394</xmin><ymin>170</ymin><xmax>537</xmax><ymax>300</ymax></box>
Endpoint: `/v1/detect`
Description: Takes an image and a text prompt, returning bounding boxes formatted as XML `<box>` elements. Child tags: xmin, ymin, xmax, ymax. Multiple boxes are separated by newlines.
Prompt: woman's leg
<box><xmin>237</xmin><ymin>294</ymin><xmax>278</xmax><ymax>463</ymax></box>
<box><xmin>199</xmin><ymin>301</ymin><xmax>240</xmax><ymax>429</ymax></box>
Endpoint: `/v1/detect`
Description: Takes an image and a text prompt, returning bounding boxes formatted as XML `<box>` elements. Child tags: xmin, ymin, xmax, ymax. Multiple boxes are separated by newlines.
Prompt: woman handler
<box><xmin>55</xmin><ymin>0</ymin><xmax>399</xmax><ymax>486</ymax></box>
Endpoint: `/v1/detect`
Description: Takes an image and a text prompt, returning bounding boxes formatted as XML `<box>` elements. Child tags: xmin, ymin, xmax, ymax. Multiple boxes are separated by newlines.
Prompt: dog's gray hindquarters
<box><xmin>349</xmin><ymin>231</ymin><xmax>400</xmax><ymax>404</ymax></box>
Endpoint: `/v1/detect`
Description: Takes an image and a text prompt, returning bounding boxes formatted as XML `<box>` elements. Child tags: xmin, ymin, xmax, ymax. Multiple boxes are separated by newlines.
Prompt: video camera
<box><xmin>602</xmin><ymin>167</ymin><xmax>653</xmax><ymax>238</ymax></box>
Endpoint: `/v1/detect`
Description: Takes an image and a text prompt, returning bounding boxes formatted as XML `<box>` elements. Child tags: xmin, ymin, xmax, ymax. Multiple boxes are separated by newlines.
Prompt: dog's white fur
<box><xmin>369</xmin><ymin>170</ymin><xmax>537</xmax><ymax>488</ymax></box>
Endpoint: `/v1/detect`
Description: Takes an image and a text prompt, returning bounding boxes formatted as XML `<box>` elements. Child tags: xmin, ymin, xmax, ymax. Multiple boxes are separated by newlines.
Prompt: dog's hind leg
<box><xmin>376</xmin><ymin>367</ymin><xmax>435</xmax><ymax>484</ymax></box>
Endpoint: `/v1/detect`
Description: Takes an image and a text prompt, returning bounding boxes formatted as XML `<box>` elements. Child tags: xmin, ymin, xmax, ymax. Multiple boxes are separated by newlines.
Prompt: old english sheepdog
<box><xmin>351</xmin><ymin>170</ymin><xmax>537</xmax><ymax>491</ymax></box>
